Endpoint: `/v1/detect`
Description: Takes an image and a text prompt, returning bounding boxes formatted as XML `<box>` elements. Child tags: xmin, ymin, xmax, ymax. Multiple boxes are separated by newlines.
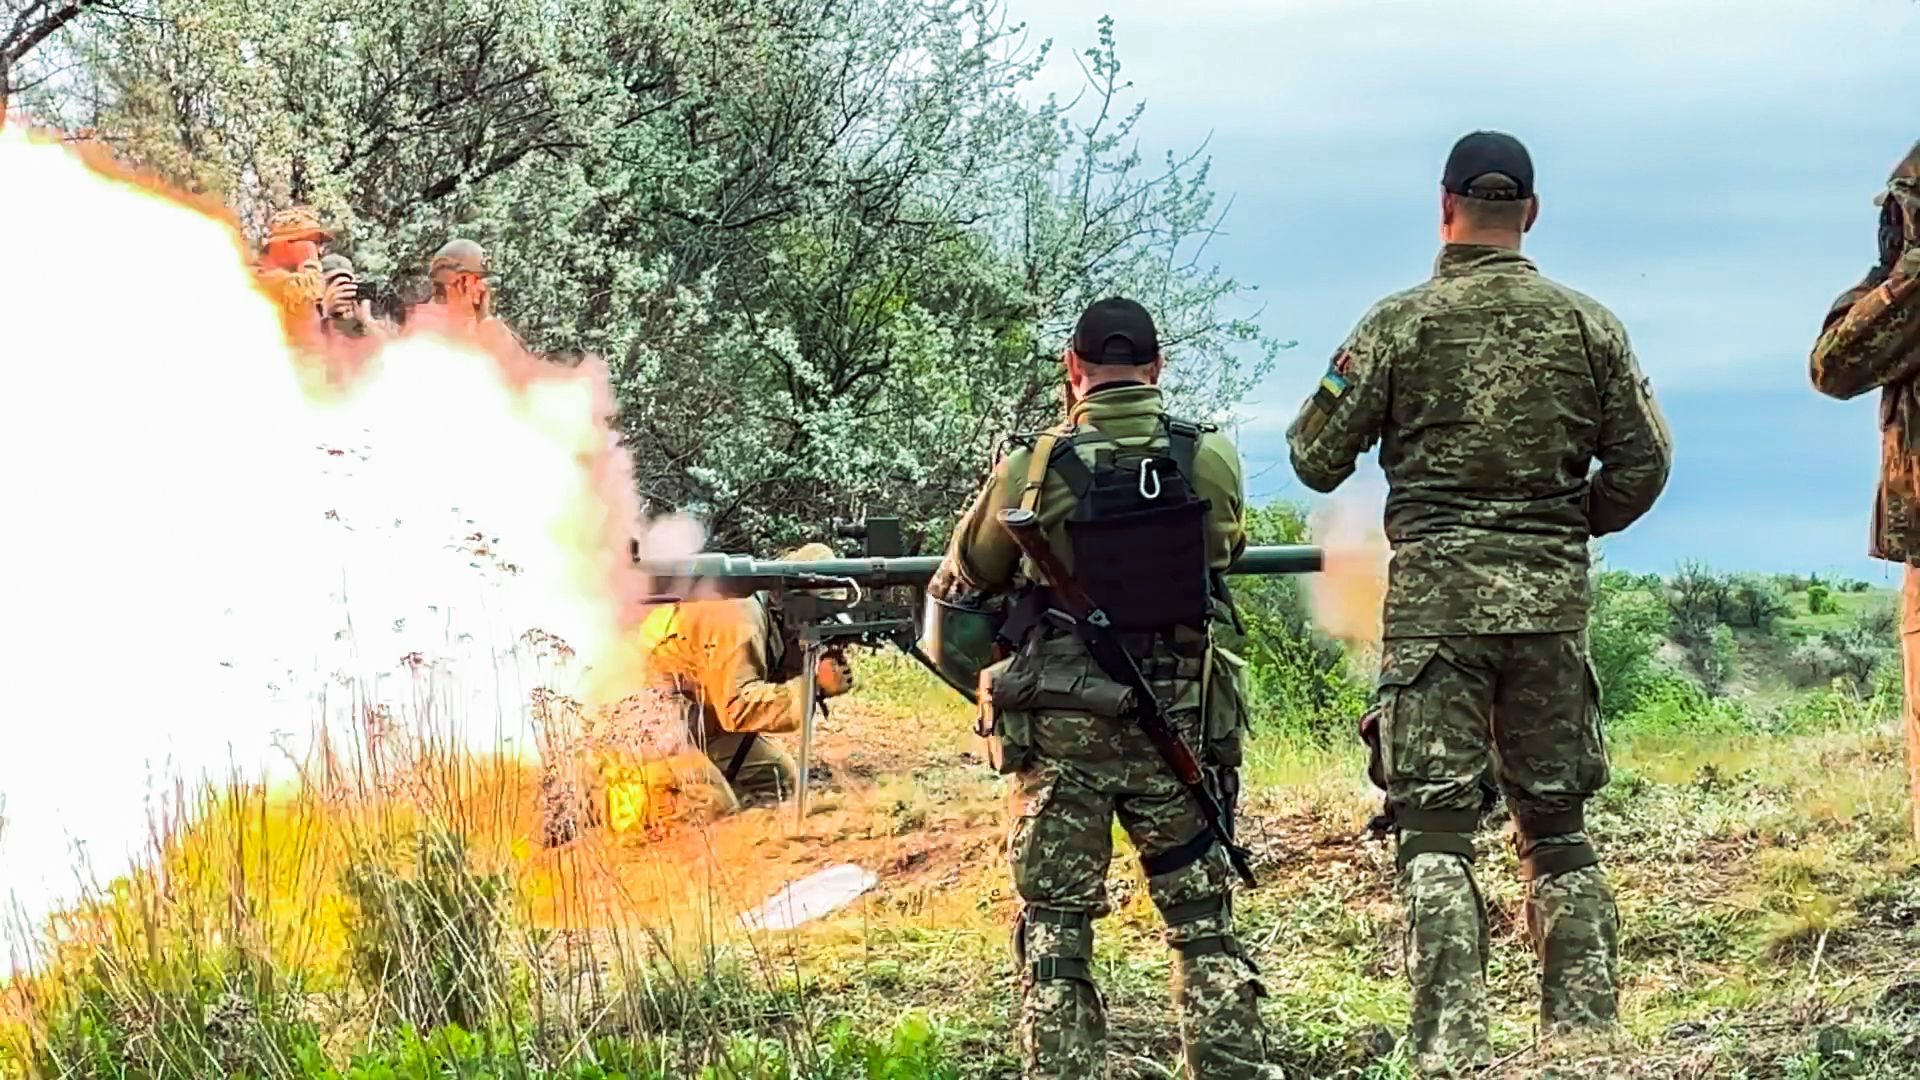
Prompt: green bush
<box><xmin>316</xmin><ymin>1015</ymin><xmax>963</xmax><ymax>1079</ymax></box>
<box><xmin>1726</xmin><ymin>573</ymin><xmax>1790</xmax><ymax>631</ymax></box>
<box><xmin>28</xmin><ymin>957</ymin><xmax>321</xmax><ymax>1078</ymax></box>
<box><xmin>1612</xmin><ymin>673</ymin><xmax>1750</xmax><ymax>736</ymax></box>
<box><xmin>1590</xmin><ymin>569</ymin><xmax>1673</xmax><ymax>723</ymax></box>
<box><xmin>1806</xmin><ymin>580</ymin><xmax>1834</xmax><ymax>615</ymax></box>
<box><xmin>1667</xmin><ymin>560</ymin><xmax>1732</xmax><ymax>634</ymax></box>
<box><xmin>1858</xmin><ymin>601</ymin><xmax>1899</xmax><ymax>639</ymax></box>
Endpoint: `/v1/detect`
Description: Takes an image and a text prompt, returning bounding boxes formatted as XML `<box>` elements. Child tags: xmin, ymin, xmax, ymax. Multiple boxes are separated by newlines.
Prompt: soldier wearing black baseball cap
<box><xmin>1440</xmin><ymin>130</ymin><xmax>1540</xmax><ymax>240</ymax></box>
<box><xmin>927</xmin><ymin>286</ymin><xmax>1266</xmax><ymax>1076</ymax></box>
<box><xmin>1070</xmin><ymin>296</ymin><xmax>1161</xmax><ymax>366</ymax></box>
<box><xmin>1287</xmin><ymin>125</ymin><xmax>1671</xmax><ymax>1072</ymax></box>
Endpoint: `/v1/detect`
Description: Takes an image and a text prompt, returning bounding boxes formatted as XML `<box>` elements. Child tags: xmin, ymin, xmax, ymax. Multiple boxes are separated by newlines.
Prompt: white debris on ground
<box><xmin>738</xmin><ymin>864</ymin><xmax>879</xmax><ymax>932</ymax></box>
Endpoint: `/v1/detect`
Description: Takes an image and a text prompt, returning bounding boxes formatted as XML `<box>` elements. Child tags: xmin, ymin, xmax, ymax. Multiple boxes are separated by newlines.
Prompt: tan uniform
<box><xmin>635</xmin><ymin>595</ymin><xmax>807</xmax><ymax>799</ymax></box>
<box><xmin>256</xmin><ymin>261</ymin><xmax>327</xmax><ymax>342</ymax></box>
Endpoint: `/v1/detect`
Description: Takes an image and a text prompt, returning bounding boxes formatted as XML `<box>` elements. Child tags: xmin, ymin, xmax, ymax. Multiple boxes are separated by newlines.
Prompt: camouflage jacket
<box><xmin>1810</xmin><ymin>248</ymin><xmax>1920</xmax><ymax>563</ymax></box>
<box><xmin>1287</xmin><ymin>244</ymin><xmax>1672</xmax><ymax>638</ymax></box>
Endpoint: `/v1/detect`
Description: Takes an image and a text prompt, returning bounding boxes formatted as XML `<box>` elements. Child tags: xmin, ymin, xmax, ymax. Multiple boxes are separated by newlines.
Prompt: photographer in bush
<box><xmin>1808</xmin><ymin>139</ymin><xmax>1920</xmax><ymax>842</ymax></box>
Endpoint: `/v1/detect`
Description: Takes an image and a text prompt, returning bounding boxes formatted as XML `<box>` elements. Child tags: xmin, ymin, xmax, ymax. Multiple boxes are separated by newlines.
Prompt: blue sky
<box><xmin>1017</xmin><ymin>0</ymin><xmax>1920</xmax><ymax>581</ymax></box>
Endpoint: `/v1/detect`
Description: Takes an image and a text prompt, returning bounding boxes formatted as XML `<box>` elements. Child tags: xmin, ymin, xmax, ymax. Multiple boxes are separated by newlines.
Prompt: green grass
<box><xmin>9</xmin><ymin>638</ymin><xmax>1920</xmax><ymax>1078</ymax></box>
<box><xmin>1777</xmin><ymin>584</ymin><xmax>1897</xmax><ymax>640</ymax></box>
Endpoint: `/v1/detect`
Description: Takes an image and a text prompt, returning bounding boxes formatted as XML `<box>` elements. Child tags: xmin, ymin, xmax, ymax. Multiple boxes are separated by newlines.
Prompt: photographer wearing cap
<box><xmin>1809</xmin><ymin>140</ymin><xmax>1920</xmax><ymax>842</ymax></box>
<box><xmin>1287</xmin><ymin>131</ymin><xmax>1671</xmax><ymax>1071</ymax></box>
<box><xmin>318</xmin><ymin>254</ymin><xmax>390</xmax><ymax>342</ymax></box>
<box><xmin>420</xmin><ymin>237</ymin><xmax>523</xmax><ymax>352</ymax></box>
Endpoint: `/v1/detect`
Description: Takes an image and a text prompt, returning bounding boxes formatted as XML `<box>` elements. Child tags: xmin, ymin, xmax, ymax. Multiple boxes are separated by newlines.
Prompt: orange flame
<box><xmin>1307</xmin><ymin>484</ymin><xmax>1390</xmax><ymax>676</ymax></box>
<box><xmin>0</xmin><ymin>123</ymin><xmax>696</xmax><ymax>958</ymax></box>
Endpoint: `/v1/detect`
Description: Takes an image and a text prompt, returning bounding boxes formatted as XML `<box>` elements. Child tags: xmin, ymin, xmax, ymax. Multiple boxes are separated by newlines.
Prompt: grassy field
<box><xmin>4</xmin><ymin>641</ymin><xmax>1920</xmax><ymax>1078</ymax></box>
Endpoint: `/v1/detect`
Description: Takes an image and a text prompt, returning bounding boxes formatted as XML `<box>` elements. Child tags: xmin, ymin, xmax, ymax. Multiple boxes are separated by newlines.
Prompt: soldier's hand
<box><xmin>815</xmin><ymin>649</ymin><xmax>854</xmax><ymax>698</ymax></box>
<box><xmin>1880</xmin><ymin>197</ymin><xmax>1907</xmax><ymax>270</ymax></box>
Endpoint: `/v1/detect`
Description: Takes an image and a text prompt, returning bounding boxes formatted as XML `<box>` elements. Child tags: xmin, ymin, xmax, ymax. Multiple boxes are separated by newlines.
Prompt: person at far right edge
<box><xmin>1286</xmin><ymin>131</ymin><xmax>1673</xmax><ymax>1075</ymax></box>
<box><xmin>1808</xmin><ymin>140</ymin><xmax>1920</xmax><ymax>842</ymax></box>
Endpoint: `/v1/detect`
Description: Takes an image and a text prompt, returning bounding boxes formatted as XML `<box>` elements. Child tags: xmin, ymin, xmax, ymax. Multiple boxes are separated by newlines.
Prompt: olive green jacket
<box><xmin>941</xmin><ymin>384</ymin><xmax>1248</xmax><ymax>597</ymax></box>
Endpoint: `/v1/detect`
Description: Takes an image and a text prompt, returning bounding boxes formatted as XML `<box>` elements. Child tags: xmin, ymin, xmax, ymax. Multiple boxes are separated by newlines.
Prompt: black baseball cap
<box><xmin>1071</xmin><ymin>297</ymin><xmax>1160</xmax><ymax>365</ymax></box>
<box><xmin>1443</xmin><ymin>131</ymin><xmax>1535</xmax><ymax>200</ymax></box>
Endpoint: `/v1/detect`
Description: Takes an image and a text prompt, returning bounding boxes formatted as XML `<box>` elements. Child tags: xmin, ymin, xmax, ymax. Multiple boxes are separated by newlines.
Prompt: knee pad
<box><xmin>1018</xmin><ymin>905</ymin><xmax>1094</xmax><ymax>986</ymax></box>
<box><xmin>1159</xmin><ymin>894</ymin><xmax>1257</xmax><ymax>973</ymax></box>
<box><xmin>1392</xmin><ymin>806</ymin><xmax>1480</xmax><ymax>871</ymax></box>
<box><xmin>1511</xmin><ymin>807</ymin><xmax>1600</xmax><ymax>881</ymax></box>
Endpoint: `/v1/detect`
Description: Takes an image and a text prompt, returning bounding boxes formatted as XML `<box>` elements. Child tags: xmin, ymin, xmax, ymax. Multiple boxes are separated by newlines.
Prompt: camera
<box><xmin>320</xmin><ymin>254</ymin><xmax>360</xmax><ymax>307</ymax></box>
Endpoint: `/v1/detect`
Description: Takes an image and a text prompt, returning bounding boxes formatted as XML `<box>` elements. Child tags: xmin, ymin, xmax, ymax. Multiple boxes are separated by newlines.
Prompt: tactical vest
<box><xmin>1014</xmin><ymin>415</ymin><xmax>1215</xmax><ymax>636</ymax></box>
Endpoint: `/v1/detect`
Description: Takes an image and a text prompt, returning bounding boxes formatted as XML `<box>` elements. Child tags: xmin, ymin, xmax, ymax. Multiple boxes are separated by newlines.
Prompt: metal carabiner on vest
<box><xmin>1139</xmin><ymin>460</ymin><xmax>1163</xmax><ymax>500</ymax></box>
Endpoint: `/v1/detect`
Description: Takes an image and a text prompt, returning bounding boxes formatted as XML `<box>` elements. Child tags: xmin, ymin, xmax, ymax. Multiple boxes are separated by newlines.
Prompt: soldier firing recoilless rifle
<box><xmin>636</xmin><ymin>516</ymin><xmax>1323</xmax><ymax>825</ymax></box>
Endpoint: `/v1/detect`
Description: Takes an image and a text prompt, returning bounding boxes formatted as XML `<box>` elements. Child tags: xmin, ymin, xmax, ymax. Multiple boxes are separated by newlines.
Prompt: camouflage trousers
<box><xmin>1007</xmin><ymin>708</ymin><xmax>1272</xmax><ymax>1080</ymax></box>
<box><xmin>1376</xmin><ymin>631</ymin><xmax>1620</xmax><ymax>1074</ymax></box>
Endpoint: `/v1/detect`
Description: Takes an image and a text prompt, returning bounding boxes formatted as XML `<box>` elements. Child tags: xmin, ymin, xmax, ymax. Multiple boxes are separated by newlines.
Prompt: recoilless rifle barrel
<box><xmin>636</xmin><ymin>545</ymin><xmax>1324</xmax><ymax>599</ymax></box>
<box><xmin>631</xmin><ymin>521</ymin><xmax>1324</xmax><ymax>828</ymax></box>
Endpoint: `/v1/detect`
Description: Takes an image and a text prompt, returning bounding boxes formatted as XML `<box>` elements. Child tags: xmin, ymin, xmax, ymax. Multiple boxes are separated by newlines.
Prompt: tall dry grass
<box><xmin>0</xmin><ymin>655</ymin><xmax>949</xmax><ymax>1078</ymax></box>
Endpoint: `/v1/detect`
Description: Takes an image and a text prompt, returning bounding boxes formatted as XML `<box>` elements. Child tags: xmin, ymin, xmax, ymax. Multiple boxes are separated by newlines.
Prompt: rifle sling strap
<box><xmin>1018</xmin><ymin>432</ymin><xmax>1061</xmax><ymax>514</ymax></box>
<box><xmin>1141</xmin><ymin>828</ymin><xmax>1217</xmax><ymax>878</ymax></box>
<box><xmin>723</xmin><ymin>733</ymin><xmax>758</xmax><ymax>783</ymax></box>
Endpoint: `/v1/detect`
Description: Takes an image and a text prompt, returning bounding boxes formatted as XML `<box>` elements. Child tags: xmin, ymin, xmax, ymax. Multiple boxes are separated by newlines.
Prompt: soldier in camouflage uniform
<box><xmin>1286</xmin><ymin>132</ymin><xmax>1672</xmax><ymax>1073</ymax></box>
<box><xmin>1809</xmin><ymin>140</ymin><xmax>1920</xmax><ymax>841</ymax></box>
<box><xmin>930</xmin><ymin>298</ymin><xmax>1273</xmax><ymax>1079</ymax></box>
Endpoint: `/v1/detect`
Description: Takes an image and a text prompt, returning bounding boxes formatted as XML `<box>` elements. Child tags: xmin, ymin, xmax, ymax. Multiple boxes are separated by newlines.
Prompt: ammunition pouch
<box><xmin>975</xmin><ymin>653</ymin><xmax>1140</xmax><ymax>774</ymax></box>
<box><xmin>1213</xmin><ymin>767</ymin><xmax>1240</xmax><ymax>841</ymax></box>
<box><xmin>1203</xmin><ymin>645</ymin><xmax>1249</xmax><ymax>769</ymax></box>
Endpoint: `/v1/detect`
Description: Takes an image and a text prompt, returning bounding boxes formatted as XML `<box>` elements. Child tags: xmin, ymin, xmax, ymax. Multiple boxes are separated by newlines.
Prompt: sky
<box><xmin>1013</xmin><ymin>0</ymin><xmax>1920</xmax><ymax>581</ymax></box>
